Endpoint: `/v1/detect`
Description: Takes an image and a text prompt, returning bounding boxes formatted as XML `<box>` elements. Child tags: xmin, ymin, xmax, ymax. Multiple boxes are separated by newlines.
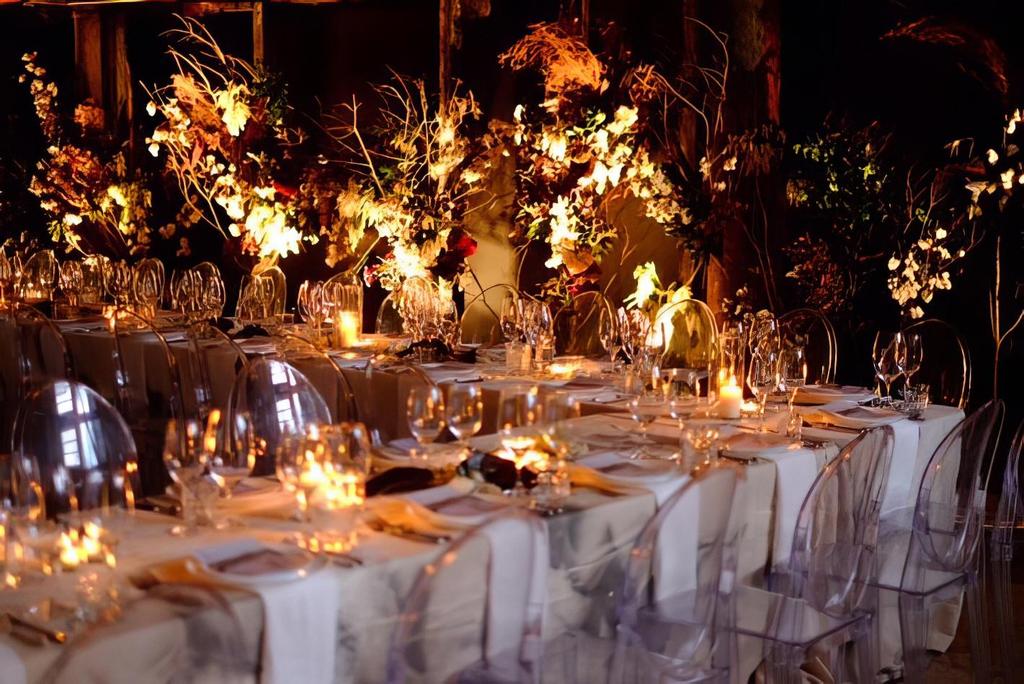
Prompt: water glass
<box><xmin>446</xmin><ymin>383</ymin><xmax>483</xmax><ymax>443</ymax></box>
<box><xmin>407</xmin><ymin>385</ymin><xmax>447</xmax><ymax>451</ymax></box>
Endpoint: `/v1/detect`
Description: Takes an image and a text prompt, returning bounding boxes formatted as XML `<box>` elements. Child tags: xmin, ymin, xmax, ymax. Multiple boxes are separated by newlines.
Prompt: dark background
<box><xmin>1</xmin><ymin>0</ymin><xmax>1022</xmax><ymax>422</ymax></box>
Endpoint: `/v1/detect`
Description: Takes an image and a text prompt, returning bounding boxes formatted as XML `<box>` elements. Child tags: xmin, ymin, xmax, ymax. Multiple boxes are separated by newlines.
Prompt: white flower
<box><xmin>148</xmin><ymin>143</ymin><xmax>160</xmax><ymax>157</ymax></box>
<box><xmin>214</xmin><ymin>84</ymin><xmax>252</xmax><ymax>137</ymax></box>
<box><xmin>146</xmin><ymin>101</ymin><xmax>157</xmax><ymax>117</ymax></box>
<box><xmin>987</xmin><ymin>149</ymin><xmax>1000</xmax><ymax>164</ymax></box>
<box><xmin>887</xmin><ymin>257</ymin><xmax>900</xmax><ymax>271</ymax></box>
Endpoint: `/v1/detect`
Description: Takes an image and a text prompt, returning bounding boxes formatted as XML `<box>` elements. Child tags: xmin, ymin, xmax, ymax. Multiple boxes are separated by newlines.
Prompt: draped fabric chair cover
<box><xmin>654</xmin><ymin>298</ymin><xmax>718</xmax><ymax>379</ymax></box>
<box><xmin>386</xmin><ymin>509</ymin><xmax>547</xmax><ymax>684</ymax></box>
<box><xmin>111</xmin><ymin>308</ymin><xmax>185</xmax><ymax>496</ymax></box>
<box><xmin>44</xmin><ymin>583</ymin><xmax>257</xmax><ymax>683</ymax></box>
<box><xmin>12</xmin><ymin>379</ymin><xmax>140</xmax><ymax>520</ymax></box>
<box><xmin>745</xmin><ymin>427</ymin><xmax>895</xmax><ymax>684</ymax></box>
<box><xmin>873</xmin><ymin>400</ymin><xmax>1003</xmax><ymax>682</ymax></box>
<box><xmin>778</xmin><ymin>308</ymin><xmax>837</xmax><ymax>385</ymax></box>
<box><xmin>552</xmin><ymin>291</ymin><xmax>613</xmax><ymax>357</ymax></box>
<box><xmin>991</xmin><ymin>422</ymin><xmax>1023</xmax><ymax>679</ymax></box>
<box><xmin>229</xmin><ymin>357</ymin><xmax>331</xmax><ymax>477</ymax></box>
<box><xmin>1</xmin><ymin>303</ymin><xmax>75</xmax><ymax>456</ymax></box>
<box><xmin>609</xmin><ymin>460</ymin><xmax>741</xmax><ymax>683</ymax></box>
<box><xmin>460</xmin><ymin>283</ymin><xmax>519</xmax><ymax>348</ymax></box>
<box><xmin>902</xmin><ymin>319</ymin><xmax>970</xmax><ymax>409</ymax></box>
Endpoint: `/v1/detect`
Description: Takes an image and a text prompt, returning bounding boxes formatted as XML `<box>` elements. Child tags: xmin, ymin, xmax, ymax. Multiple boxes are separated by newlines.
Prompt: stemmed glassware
<box><xmin>779</xmin><ymin>346</ymin><xmax>807</xmax><ymax>440</ymax></box>
<box><xmin>872</xmin><ymin>331</ymin><xmax>904</xmax><ymax>404</ymax></box>
<box><xmin>298</xmin><ymin>280</ymin><xmax>327</xmax><ymax>343</ymax></box>
<box><xmin>60</xmin><ymin>261</ymin><xmax>84</xmax><ymax>311</ymax></box>
<box><xmin>899</xmin><ymin>332</ymin><xmax>923</xmax><ymax>391</ymax></box>
<box><xmin>406</xmin><ymin>385</ymin><xmax>447</xmax><ymax>457</ymax></box>
<box><xmin>445</xmin><ymin>383</ymin><xmax>483</xmax><ymax>447</ymax></box>
<box><xmin>133</xmin><ymin>267</ymin><xmax>162</xmax><ymax>320</ymax></box>
<box><xmin>598</xmin><ymin>305</ymin><xmax>621</xmax><ymax>370</ymax></box>
<box><xmin>747</xmin><ymin>350</ymin><xmax>780</xmax><ymax>432</ymax></box>
<box><xmin>162</xmin><ymin>419</ymin><xmax>219</xmax><ymax>535</ymax></box>
<box><xmin>496</xmin><ymin>385</ymin><xmax>541</xmax><ymax>493</ymax></box>
<box><xmin>105</xmin><ymin>261</ymin><xmax>134</xmax><ymax>307</ymax></box>
<box><xmin>627</xmin><ymin>390</ymin><xmax>668</xmax><ymax>459</ymax></box>
<box><xmin>747</xmin><ymin>311</ymin><xmax>780</xmax><ymax>357</ymax></box>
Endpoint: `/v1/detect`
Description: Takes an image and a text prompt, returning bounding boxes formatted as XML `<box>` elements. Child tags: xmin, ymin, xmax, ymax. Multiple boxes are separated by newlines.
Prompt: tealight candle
<box><xmin>717</xmin><ymin>378</ymin><xmax>743</xmax><ymax>419</ymax></box>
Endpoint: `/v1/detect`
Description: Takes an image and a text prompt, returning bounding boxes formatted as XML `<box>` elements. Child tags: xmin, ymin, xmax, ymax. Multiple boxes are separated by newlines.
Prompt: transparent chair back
<box><xmin>902</xmin><ymin>318</ymin><xmax>971</xmax><ymax>409</ymax></box>
<box><xmin>991</xmin><ymin>421</ymin><xmax>1023</xmax><ymax>677</ymax></box>
<box><xmin>229</xmin><ymin>357</ymin><xmax>331</xmax><ymax>476</ymax></box>
<box><xmin>12</xmin><ymin>379</ymin><xmax>140</xmax><ymax>520</ymax></box>
<box><xmin>904</xmin><ymin>400</ymin><xmax>1003</xmax><ymax>585</ymax></box>
<box><xmin>376</xmin><ymin>291</ymin><xmax>403</xmax><ymax>335</ymax></box>
<box><xmin>552</xmin><ymin>290</ymin><xmax>613</xmax><ymax>357</ymax></box>
<box><xmin>277</xmin><ymin>331</ymin><xmax>359</xmax><ymax>422</ymax></box>
<box><xmin>183</xmin><ymin>321</ymin><xmax>250</xmax><ymax>423</ymax></box>
<box><xmin>387</xmin><ymin>508</ymin><xmax>547</xmax><ymax>684</ymax></box>
<box><xmin>44</xmin><ymin>583</ymin><xmax>256</xmax><ymax>683</ymax></box>
<box><xmin>253</xmin><ymin>263</ymin><xmax>287</xmax><ymax>316</ymax></box>
<box><xmin>785</xmin><ymin>427</ymin><xmax>895</xmax><ymax>617</ymax></box>
<box><xmin>192</xmin><ymin>261</ymin><xmax>222</xmax><ymax>283</ymax></box>
<box><xmin>778</xmin><ymin>308</ymin><xmax>837</xmax><ymax>385</ymax></box>
<box><xmin>1</xmin><ymin>303</ymin><xmax>74</xmax><ymax>459</ymax></box>
<box><xmin>19</xmin><ymin>249</ymin><xmax>58</xmax><ymax>301</ymax></box>
<box><xmin>654</xmin><ymin>298</ymin><xmax>718</xmax><ymax>375</ymax></box>
<box><xmin>613</xmin><ymin>460</ymin><xmax>740</xmax><ymax>683</ymax></box>
<box><xmin>111</xmin><ymin>307</ymin><xmax>185</xmax><ymax>496</ymax></box>
<box><xmin>460</xmin><ymin>283</ymin><xmax>519</xmax><ymax>348</ymax></box>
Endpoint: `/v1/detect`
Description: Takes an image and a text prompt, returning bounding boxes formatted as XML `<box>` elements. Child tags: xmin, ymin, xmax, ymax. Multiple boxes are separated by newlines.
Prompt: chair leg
<box><xmin>965</xmin><ymin>572</ymin><xmax>992</xmax><ymax>684</ymax></box>
<box><xmin>991</xmin><ymin>549</ymin><xmax>1016</xmax><ymax>679</ymax></box>
<box><xmin>852</xmin><ymin>616</ymin><xmax>878</xmax><ymax>683</ymax></box>
<box><xmin>898</xmin><ymin>592</ymin><xmax>929</xmax><ymax>682</ymax></box>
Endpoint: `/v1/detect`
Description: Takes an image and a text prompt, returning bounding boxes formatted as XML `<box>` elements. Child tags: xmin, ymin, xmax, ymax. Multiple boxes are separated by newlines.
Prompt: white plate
<box><xmin>191</xmin><ymin>539</ymin><xmax>322</xmax><ymax>586</ymax></box>
<box><xmin>795</xmin><ymin>385</ymin><xmax>876</xmax><ymax>405</ymax></box>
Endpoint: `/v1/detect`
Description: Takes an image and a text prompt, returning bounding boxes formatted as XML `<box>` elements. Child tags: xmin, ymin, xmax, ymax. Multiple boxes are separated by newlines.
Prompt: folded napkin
<box><xmin>719</xmin><ymin>431</ymin><xmax>801</xmax><ymax>458</ymax></box>
<box><xmin>218</xmin><ymin>478</ymin><xmax>294</xmax><ymax>519</ymax></box>
<box><xmin>419</xmin><ymin>362</ymin><xmax>484</xmax><ymax>384</ymax></box>
<box><xmin>794</xmin><ymin>384</ymin><xmax>875</xmax><ymax>405</ymax></box>
<box><xmin>803</xmin><ymin>402</ymin><xmax>905</xmax><ymax>430</ymax></box>
<box><xmin>570</xmin><ymin>452</ymin><xmax>686</xmax><ymax>505</ymax></box>
<box><xmin>367</xmin><ymin>482</ymin><xmax>549</xmax><ymax>663</ymax></box>
<box><xmin>144</xmin><ymin>541</ymin><xmax>341</xmax><ymax>684</ymax></box>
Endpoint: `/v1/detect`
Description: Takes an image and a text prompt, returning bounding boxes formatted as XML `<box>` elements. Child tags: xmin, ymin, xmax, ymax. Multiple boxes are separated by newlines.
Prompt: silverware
<box><xmin>366</xmin><ymin>520</ymin><xmax>451</xmax><ymax>544</ymax></box>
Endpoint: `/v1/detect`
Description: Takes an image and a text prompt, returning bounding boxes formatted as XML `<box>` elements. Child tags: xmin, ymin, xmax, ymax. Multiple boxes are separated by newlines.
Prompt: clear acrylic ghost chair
<box><xmin>608</xmin><ymin>460</ymin><xmax>742</xmax><ymax>684</ymax></box>
<box><xmin>111</xmin><ymin>307</ymin><xmax>186</xmax><ymax>497</ymax></box>
<box><xmin>12</xmin><ymin>379</ymin><xmax>140</xmax><ymax>521</ymax></box>
<box><xmin>778</xmin><ymin>308</ymin><xmax>837</xmax><ymax>385</ymax></box>
<box><xmin>902</xmin><ymin>318</ymin><xmax>970</xmax><ymax>409</ymax></box>
<box><xmin>18</xmin><ymin>249</ymin><xmax>58</xmax><ymax>302</ymax></box>
<box><xmin>277</xmin><ymin>331</ymin><xmax>360</xmax><ymax>422</ymax></box>
<box><xmin>734</xmin><ymin>427</ymin><xmax>895</xmax><ymax>684</ymax></box>
<box><xmin>229</xmin><ymin>357</ymin><xmax>331</xmax><ymax>477</ymax></box>
<box><xmin>1</xmin><ymin>303</ymin><xmax>75</xmax><ymax>460</ymax></box>
<box><xmin>653</xmin><ymin>299</ymin><xmax>718</xmax><ymax>398</ymax></box>
<box><xmin>387</xmin><ymin>508</ymin><xmax>547</xmax><ymax>684</ymax></box>
<box><xmin>183</xmin><ymin>320</ymin><xmax>250</xmax><ymax>424</ymax></box>
<box><xmin>44</xmin><ymin>583</ymin><xmax>257</xmax><ymax>683</ymax></box>
<box><xmin>552</xmin><ymin>291</ymin><xmax>614</xmax><ymax>357</ymax></box>
<box><xmin>990</xmin><ymin>421</ymin><xmax>1022</xmax><ymax>679</ymax></box>
<box><xmin>460</xmin><ymin>283</ymin><xmax>519</xmax><ymax>348</ymax></box>
<box><xmin>872</xmin><ymin>400</ymin><xmax>1003</xmax><ymax>682</ymax></box>
<box><xmin>254</xmin><ymin>263</ymin><xmax>287</xmax><ymax>316</ymax></box>
<box><xmin>376</xmin><ymin>291</ymin><xmax>403</xmax><ymax>335</ymax></box>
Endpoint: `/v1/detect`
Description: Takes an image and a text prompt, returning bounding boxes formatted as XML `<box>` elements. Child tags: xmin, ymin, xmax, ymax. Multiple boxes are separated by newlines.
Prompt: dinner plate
<box><xmin>191</xmin><ymin>539</ymin><xmax>323</xmax><ymax>586</ymax></box>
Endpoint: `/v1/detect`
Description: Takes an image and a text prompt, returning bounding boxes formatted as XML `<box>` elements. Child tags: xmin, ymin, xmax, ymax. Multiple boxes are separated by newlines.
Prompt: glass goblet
<box><xmin>446</xmin><ymin>383</ymin><xmax>483</xmax><ymax>445</ymax></box>
<box><xmin>406</xmin><ymin>385</ymin><xmax>446</xmax><ymax>457</ymax></box>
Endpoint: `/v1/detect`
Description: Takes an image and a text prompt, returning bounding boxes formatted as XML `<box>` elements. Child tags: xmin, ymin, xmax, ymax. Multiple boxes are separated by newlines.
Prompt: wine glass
<box><xmin>747</xmin><ymin>350</ymin><xmax>780</xmax><ymax>432</ymax></box>
<box><xmin>900</xmin><ymin>332</ymin><xmax>923</xmax><ymax>389</ymax></box>
<box><xmin>627</xmin><ymin>393</ymin><xmax>667</xmax><ymax>459</ymax></box>
<box><xmin>446</xmin><ymin>383</ymin><xmax>483</xmax><ymax>445</ymax></box>
<box><xmin>206</xmin><ymin>409</ymin><xmax>255</xmax><ymax>497</ymax></box>
<box><xmin>747</xmin><ymin>312</ymin><xmax>780</xmax><ymax>357</ymax></box>
<box><xmin>540</xmin><ymin>391</ymin><xmax>581</xmax><ymax>451</ymax></box>
<box><xmin>276</xmin><ymin>427</ymin><xmax>323</xmax><ymax>523</ymax></box>
<box><xmin>598</xmin><ymin>305</ymin><xmax>621</xmax><ymax>370</ymax></box>
<box><xmin>133</xmin><ymin>267</ymin><xmax>161</xmax><ymax>319</ymax></box>
<box><xmin>779</xmin><ymin>346</ymin><xmax>807</xmax><ymax>440</ymax></box>
<box><xmin>496</xmin><ymin>385</ymin><xmax>540</xmax><ymax>492</ymax></box>
<box><xmin>872</xmin><ymin>332</ymin><xmax>904</xmax><ymax>404</ymax></box>
<box><xmin>60</xmin><ymin>261</ymin><xmax>84</xmax><ymax>308</ymax></box>
<box><xmin>163</xmin><ymin>419</ymin><xmax>217</xmax><ymax>535</ymax></box>
<box><xmin>407</xmin><ymin>385</ymin><xmax>446</xmax><ymax>455</ymax></box>
<box><xmin>500</xmin><ymin>294</ymin><xmax>521</xmax><ymax>342</ymax></box>
<box><xmin>682</xmin><ymin>420</ymin><xmax>721</xmax><ymax>466</ymax></box>
<box><xmin>106</xmin><ymin>261</ymin><xmax>133</xmax><ymax>306</ymax></box>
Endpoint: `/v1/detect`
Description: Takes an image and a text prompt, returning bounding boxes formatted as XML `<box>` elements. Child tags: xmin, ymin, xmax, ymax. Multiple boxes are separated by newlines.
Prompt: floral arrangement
<box><xmin>144</xmin><ymin>17</ymin><xmax>313</xmax><ymax>265</ymax></box>
<box><xmin>20</xmin><ymin>53</ymin><xmax>153</xmax><ymax>258</ymax></box>
<box><xmin>319</xmin><ymin>75</ymin><xmax>485</xmax><ymax>292</ymax></box>
<box><xmin>473</xmin><ymin>23</ymin><xmax>696</xmax><ymax>302</ymax></box>
<box><xmin>624</xmin><ymin>261</ymin><xmax>691</xmax><ymax>314</ymax></box>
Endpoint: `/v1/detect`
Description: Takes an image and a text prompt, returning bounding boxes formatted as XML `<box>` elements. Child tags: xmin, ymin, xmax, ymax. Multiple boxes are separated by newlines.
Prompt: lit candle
<box><xmin>334</xmin><ymin>311</ymin><xmax>360</xmax><ymax>348</ymax></box>
<box><xmin>717</xmin><ymin>377</ymin><xmax>743</xmax><ymax>419</ymax></box>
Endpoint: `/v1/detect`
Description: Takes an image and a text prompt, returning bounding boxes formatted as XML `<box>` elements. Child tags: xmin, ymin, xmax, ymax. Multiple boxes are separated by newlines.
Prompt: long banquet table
<box><xmin>0</xmin><ymin>317</ymin><xmax>966</xmax><ymax>683</ymax></box>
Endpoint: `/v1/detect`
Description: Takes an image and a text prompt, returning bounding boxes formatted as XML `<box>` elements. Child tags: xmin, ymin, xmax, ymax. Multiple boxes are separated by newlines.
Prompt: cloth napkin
<box><xmin>569</xmin><ymin>452</ymin><xmax>686</xmax><ymax>506</ymax></box>
<box><xmin>794</xmin><ymin>384</ymin><xmax>875</xmax><ymax>405</ymax></box>
<box><xmin>366</xmin><ymin>482</ymin><xmax>549</xmax><ymax>663</ymax></box>
<box><xmin>145</xmin><ymin>542</ymin><xmax>341</xmax><ymax>684</ymax></box>
<box><xmin>218</xmin><ymin>478</ymin><xmax>295</xmax><ymax>518</ymax></box>
<box><xmin>801</xmin><ymin>401</ymin><xmax>904</xmax><ymax>430</ymax></box>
